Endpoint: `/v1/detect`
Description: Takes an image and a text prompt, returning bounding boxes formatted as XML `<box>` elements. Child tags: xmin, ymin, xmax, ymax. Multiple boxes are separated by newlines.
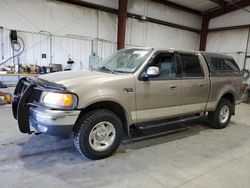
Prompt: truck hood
<box><xmin>39</xmin><ymin>70</ymin><xmax>132</xmax><ymax>91</ymax></box>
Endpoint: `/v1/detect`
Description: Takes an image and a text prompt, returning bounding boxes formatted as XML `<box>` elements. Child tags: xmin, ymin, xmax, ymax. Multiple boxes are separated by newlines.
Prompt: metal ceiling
<box><xmin>164</xmin><ymin>0</ymin><xmax>220</xmax><ymax>12</ymax></box>
<box><xmin>159</xmin><ymin>0</ymin><xmax>245</xmax><ymax>14</ymax></box>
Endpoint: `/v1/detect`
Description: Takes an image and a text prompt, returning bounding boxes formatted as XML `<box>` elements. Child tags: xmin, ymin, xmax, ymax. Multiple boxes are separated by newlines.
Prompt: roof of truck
<box><xmin>201</xmin><ymin>52</ymin><xmax>234</xmax><ymax>60</ymax></box>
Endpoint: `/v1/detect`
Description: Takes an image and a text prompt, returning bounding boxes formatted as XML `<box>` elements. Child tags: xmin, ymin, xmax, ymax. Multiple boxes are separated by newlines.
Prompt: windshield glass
<box><xmin>92</xmin><ymin>48</ymin><xmax>152</xmax><ymax>73</ymax></box>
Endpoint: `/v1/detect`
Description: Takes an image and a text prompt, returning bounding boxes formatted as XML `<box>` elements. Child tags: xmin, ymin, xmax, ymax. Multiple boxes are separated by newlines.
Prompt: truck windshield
<box><xmin>92</xmin><ymin>48</ymin><xmax>152</xmax><ymax>73</ymax></box>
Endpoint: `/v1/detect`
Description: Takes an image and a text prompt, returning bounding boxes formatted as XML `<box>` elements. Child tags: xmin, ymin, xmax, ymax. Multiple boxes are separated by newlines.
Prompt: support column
<box><xmin>199</xmin><ymin>15</ymin><xmax>209</xmax><ymax>51</ymax></box>
<box><xmin>117</xmin><ymin>0</ymin><xmax>128</xmax><ymax>50</ymax></box>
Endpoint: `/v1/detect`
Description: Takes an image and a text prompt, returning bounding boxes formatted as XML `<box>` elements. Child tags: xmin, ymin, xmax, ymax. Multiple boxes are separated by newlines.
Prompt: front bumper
<box><xmin>12</xmin><ymin>77</ymin><xmax>80</xmax><ymax>138</ymax></box>
<box><xmin>29</xmin><ymin>107</ymin><xmax>80</xmax><ymax>138</ymax></box>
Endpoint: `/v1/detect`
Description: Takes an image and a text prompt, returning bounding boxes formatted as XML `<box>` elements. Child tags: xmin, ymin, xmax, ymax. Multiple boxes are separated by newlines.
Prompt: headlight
<box><xmin>40</xmin><ymin>91</ymin><xmax>78</xmax><ymax>109</ymax></box>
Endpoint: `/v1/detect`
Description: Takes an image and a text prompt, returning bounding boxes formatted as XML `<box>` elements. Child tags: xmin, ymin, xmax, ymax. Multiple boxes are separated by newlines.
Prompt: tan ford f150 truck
<box><xmin>12</xmin><ymin>48</ymin><xmax>243</xmax><ymax>159</ymax></box>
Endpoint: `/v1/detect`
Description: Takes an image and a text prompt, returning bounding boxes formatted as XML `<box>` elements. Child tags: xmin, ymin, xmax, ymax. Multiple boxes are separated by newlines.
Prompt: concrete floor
<box><xmin>0</xmin><ymin>104</ymin><xmax>250</xmax><ymax>188</ymax></box>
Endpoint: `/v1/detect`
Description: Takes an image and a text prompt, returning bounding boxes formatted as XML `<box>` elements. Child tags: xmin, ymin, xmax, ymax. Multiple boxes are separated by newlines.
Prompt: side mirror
<box><xmin>146</xmin><ymin>66</ymin><xmax>160</xmax><ymax>78</ymax></box>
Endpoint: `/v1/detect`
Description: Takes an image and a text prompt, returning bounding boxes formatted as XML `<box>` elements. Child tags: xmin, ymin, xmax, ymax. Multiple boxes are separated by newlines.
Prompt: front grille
<box><xmin>12</xmin><ymin>78</ymin><xmax>35</xmax><ymax>133</ymax></box>
<box><xmin>12</xmin><ymin>77</ymin><xmax>67</xmax><ymax>134</ymax></box>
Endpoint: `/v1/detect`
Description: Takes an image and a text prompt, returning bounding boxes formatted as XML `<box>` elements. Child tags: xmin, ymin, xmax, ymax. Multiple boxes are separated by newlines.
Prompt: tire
<box><xmin>74</xmin><ymin>109</ymin><xmax>123</xmax><ymax>160</ymax></box>
<box><xmin>208</xmin><ymin>99</ymin><xmax>233</xmax><ymax>129</ymax></box>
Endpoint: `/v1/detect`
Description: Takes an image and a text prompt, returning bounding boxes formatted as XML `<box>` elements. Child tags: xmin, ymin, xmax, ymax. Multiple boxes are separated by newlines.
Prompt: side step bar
<box><xmin>125</xmin><ymin>126</ymin><xmax>188</xmax><ymax>143</ymax></box>
<box><xmin>128</xmin><ymin>114</ymin><xmax>204</xmax><ymax>140</ymax></box>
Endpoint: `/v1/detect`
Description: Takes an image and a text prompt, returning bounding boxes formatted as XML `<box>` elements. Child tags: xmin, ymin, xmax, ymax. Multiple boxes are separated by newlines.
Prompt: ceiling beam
<box><xmin>208</xmin><ymin>24</ymin><xmax>250</xmax><ymax>32</ymax></box>
<box><xmin>151</xmin><ymin>0</ymin><xmax>201</xmax><ymax>16</ymax></box>
<box><xmin>199</xmin><ymin>15</ymin><xmax>209</xmax><ymax>51</ymax></box>
<box><xmin>209</xmin><ymin>0</ymin><xmax>228</xmax><ymax>6</ymax></box>
<box><xmin>127</xmin><ymin>13</ymin><xmax>200</xmax><ymax>33</ymax></box>
<box><xmin>207</xmin><ymin>0</ymin><xmax>250</xmax><ymax>19</ymax></box>
<box><xmin>117</xmin><ymin>0</ymin><xmax>128</xmax><ymax>50</ymax></box>
<box><xmin>56</xmin><ymin>0</ymin><xmax>118</xmax><ymax>14</ymax></box>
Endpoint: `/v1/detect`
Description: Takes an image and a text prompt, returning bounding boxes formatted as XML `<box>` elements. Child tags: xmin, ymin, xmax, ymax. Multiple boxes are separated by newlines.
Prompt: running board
<box><xmin>124</xmin><ymin>126</ymin><xmax>188</xmax><ymax>143</ymax></box>
<box><xmin>129</xmin><ymin>114</ymin><xmax>204</xmax><ymax>138</ymax></box>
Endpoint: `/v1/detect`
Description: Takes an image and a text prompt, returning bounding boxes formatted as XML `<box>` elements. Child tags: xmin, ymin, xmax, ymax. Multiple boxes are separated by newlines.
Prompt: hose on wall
<box><xmin>0</xmin><ymin>36</ymin><xmax>25</xmax><ymax>66</ymax></box>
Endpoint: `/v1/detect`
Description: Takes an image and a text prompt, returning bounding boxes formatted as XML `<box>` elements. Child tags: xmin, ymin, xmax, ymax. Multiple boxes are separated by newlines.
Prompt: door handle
<box><xmin>198</xmin><ymin>83</ymin><xmax>205</xmax><ymax>87</ymax></box>
<box><xmin>169</xmin><ymin>85</ymin><xmax>177</xmax><ymax>90</ymax></box>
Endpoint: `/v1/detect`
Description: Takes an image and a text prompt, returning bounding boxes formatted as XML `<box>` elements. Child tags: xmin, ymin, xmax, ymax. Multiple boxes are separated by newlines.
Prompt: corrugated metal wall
<box><xmin>0</xmin><ymin>0</ymin><xmax>202</xmax><ymax>71</ymax></box>
<box><xmin>0</xmin><ymin>29</ymin><xmax>93</xmax><ymax>70</ymax></box>
<box><xmin>206</xmin><ymin>28</ymin><xmax>250</xmax><ymax>70</ymax></box>
<box><xmin>206</xmin><ymin>6</ymin><xmax>250</xmax><ymax>71</ymax></box>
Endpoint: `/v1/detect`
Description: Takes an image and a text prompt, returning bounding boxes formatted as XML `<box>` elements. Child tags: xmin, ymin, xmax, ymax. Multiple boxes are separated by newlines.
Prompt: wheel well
<box><xmin>220</xmin><ymin>92</ymin><xmax>235</xmax><ymax>115</ymax></box>
<box><xmin>77</xmin><ymin>101</ymin><xmax>128</xmax><ymax>134</ymax></box>
<box><xmin>221</xmin><ymin>93</ymin><xmax>234</xmax><ymax>105</ymax></box>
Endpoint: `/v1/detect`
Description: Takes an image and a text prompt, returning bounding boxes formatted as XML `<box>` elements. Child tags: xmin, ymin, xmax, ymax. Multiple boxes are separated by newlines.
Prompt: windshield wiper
<box><xmin>98</xmin><ymin>66</ymin><xmax>116</xmax><ymax>74</ymax></box>
<box><xmin>113</xmin><ymin>70</ymin><xmax>131</xmax><ymax>73</ymax></box>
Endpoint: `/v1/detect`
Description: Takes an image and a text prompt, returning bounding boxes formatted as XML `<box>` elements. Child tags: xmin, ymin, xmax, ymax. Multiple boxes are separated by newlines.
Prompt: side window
<box><xmin>150</xmin><ymin>53</ymin><xmax>176</xmax><ymax>80</ymax></box>
<box><xmin>210</xmin><ymin>58</ymin><xmax>240</xmax><ymax>72</ymax></box>
<box><xmin>179</xmin><ymin>53</ymin><xmax>204</xmax><ymax>78</ymax></box>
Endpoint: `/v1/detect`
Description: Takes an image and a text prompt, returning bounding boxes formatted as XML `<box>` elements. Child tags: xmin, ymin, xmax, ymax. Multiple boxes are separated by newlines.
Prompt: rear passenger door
<box><xmin>177</xmin><ymin>52</ymin><xmax>210</xmax><ymax>115</ymax></box>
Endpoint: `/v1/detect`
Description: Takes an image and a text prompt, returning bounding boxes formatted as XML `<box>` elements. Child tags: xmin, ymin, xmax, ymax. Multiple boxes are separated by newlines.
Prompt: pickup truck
<box><xmin>12</xmin><ymin>48</ymin><xmax>243</xmax><ymax>160</ymax></box>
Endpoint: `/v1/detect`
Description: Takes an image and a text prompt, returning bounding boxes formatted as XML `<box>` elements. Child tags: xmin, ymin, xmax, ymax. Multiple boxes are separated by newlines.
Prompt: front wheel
<box><xmin>208</xmin><ymin>99</ymin><xmax>233</xmax><ymax>129</ymax></box>
<box><xmin>74</xmin><ymin>109</ymin><xmax>123</xmax><ymax>160</ymax></box>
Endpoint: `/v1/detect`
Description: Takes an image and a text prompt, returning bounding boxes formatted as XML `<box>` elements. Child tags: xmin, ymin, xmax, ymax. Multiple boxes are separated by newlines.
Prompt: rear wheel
<box><xmin>74</xmin><ymin>109</ymin><xmax>123</xmax><ymax>160</ymax></box>
<box><xmin>208</xmin><ymin>99</ymin><xmax>233</xmax><ymax>129</ymax></box>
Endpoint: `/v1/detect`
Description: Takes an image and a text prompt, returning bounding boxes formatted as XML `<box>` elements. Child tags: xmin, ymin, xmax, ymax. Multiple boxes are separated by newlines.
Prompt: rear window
<box><xmin>179</xmin><ymin>53</ymin><xmax>204</xmax><ymax>78</ymax></box>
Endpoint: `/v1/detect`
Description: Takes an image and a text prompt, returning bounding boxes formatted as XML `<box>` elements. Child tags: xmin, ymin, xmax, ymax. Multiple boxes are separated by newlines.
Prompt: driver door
<box><xmin>135</xmin><ymin>51</ymin><xmax>183</xmax><ymax>123</ymax></box>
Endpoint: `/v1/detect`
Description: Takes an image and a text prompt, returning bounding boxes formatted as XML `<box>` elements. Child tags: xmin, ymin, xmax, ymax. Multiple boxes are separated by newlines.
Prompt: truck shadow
<box><xmin>119</xmin><ymin>117</ymin><xmax>211</xmax><ymax>151</ymax></box>
<box><xmin>18</xmin><ymin>135</ymin><xmax>87</xmax><ymax>171</ymax></box>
